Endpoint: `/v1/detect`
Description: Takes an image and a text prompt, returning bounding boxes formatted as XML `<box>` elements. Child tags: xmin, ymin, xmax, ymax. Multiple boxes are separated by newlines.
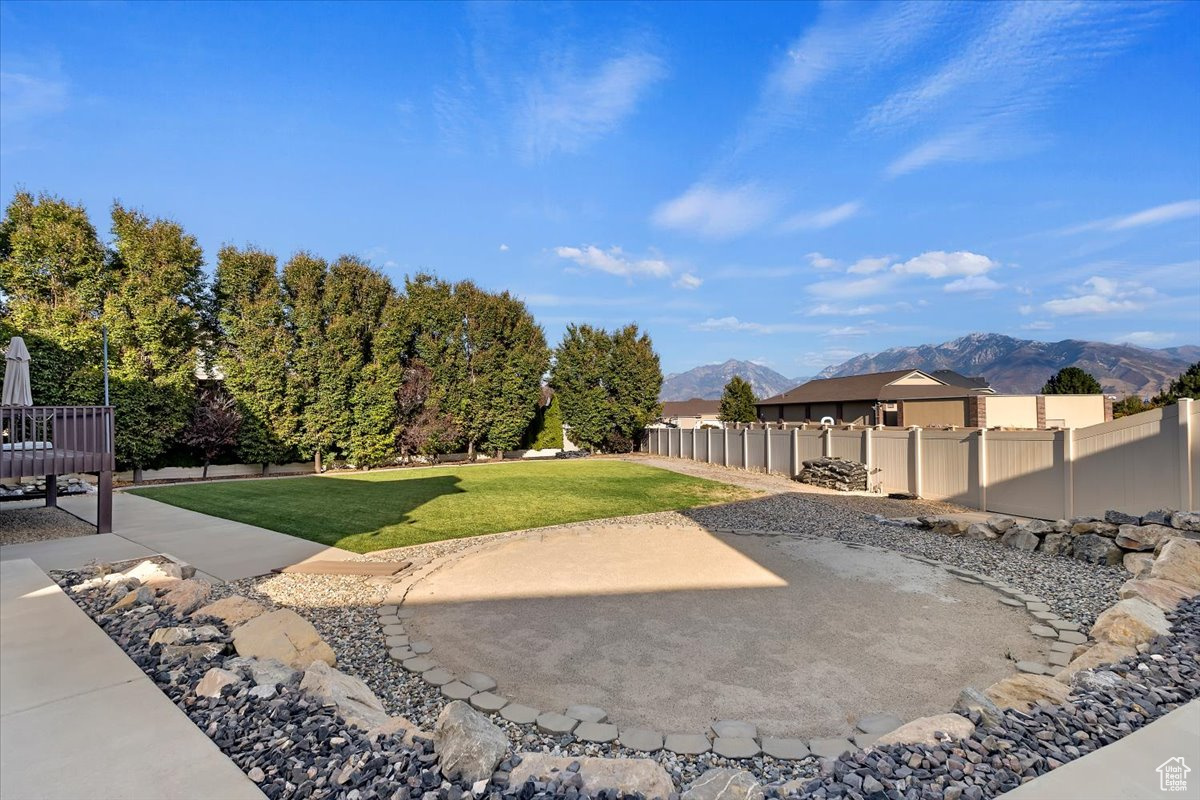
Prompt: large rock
<box><xmin>1041</xmin><ymin>533</ymin><xmax>1071</xmax><ymax>557</ymax></box>
<box><xmin>1115</xmin><ymin>524</ymin><xmax>1175</xmax><ymax>552</ymax></box>
<box><xmin>1170</xmin><ymin>511</ymin><xmax>1200</xmax><ymax>532</ymax></box>
<box><xmin>1090</xmin><ymin>598</ymin><xmax>1171</xmax><ymax>647</ymax></box>
<box><xmin>195</xmin><ymin>667</ymin><xmax>241</xmax><ymax>698</ymax></box>
<box><xmin>1104</xmin><ymin>510</ymin><xmax>1141</xmax><ymax>526</ymax></box>
<box><xmin>1142</xmin><ymin>509</ymin><xmax>1174</xmax><ymax>526</ymax></box>
<box><xmin>1123</xmin><ymin>552</ymin><xmax>1155</xmax><ymax>577</ymax></box>
<box><xmin>299</xmin><ymin>660</ymin><xmax>388</xmax><ymax>730</ymax></box>
<box><xmin>984</xmin><ymin>674</ymin><xmax>1070</xmax><ymax>712</ymax></box>
<box><xmin>1022</xmin><ymin>519</ymin><xmax>1054</xmax><ymax>536</ymax></box>
<box><xmin>1054</xmin><ymin>642</ymin><xmax>1137</xmax><ymax>683</ymax></box>
<box><xmin>232</xmin><ymin>609</ymin><xmax>335</xmax><ymax>669</ymax></box>
<box><xmin>160</xmin><ymin>579</ymin><xmax>211</xmax><ymax>616</ymax></box>
<box><xmin>434</xmin><ymin>701</ymin><xmax>508</xmax><ymax>784</ymax></box>
<box><xmin>1150</xmin><ymin>538</ymin><xmax>1200</xmax><ymax>590</ymax></box>
<box><xmin>194</xmin><ymin>595</ymin><xmax>267</xmax><ymax>626</ymax></box>
<box><xmin>103</xmin><ymin>585</ymin><xmax>154</xmax><ymax>614</ymax></box>
<box><xmin>952</xmin><ymin>687</ymin><xmax>1003</xmax><ymax>728</ymax></box>
<box><xmin>1119</xmin><ymin>577</ymin><xmax>1197</xmax><ymax>611</ymax></box>
<box><xmin>986</xmin><ymin>516</ymin><xmax>1017</xmax><ymax>534</ymax></box>
<box><xmin>964</xmin><ymin>523</ymin><xmax>998</xmax><ymax>541</ymax></box>
<box><xmin>150</xmin><ymin>626</ymin><xmax>194</xmax><ymax>647</ymax></box>
<box><xmin>1000</xmin><ymin>528</ymin><xmax>1039</xmax><ymax>551</ymax></box>
<box><xmin>932</xmin><ymin>519</ymin><xmax>970</xmax><ymax>536</ymax></box>
<box><xmin>125</xmin><ymin>559</ymin><xmax>184</xmax><ymax>586</ymax></box>
<box><xmin>1071</xmin><ymin>521</ymin><xmax>1118</xmax><ymax>538</ymax></box>
<box><xmin>1072</xmin><ymin>534</ymin><xmax>1122</xmax><ymax>566</ymax></box>
<box><xmin>250</xmin><ymin>658</ymin><xmax>301</xmax><ymax>687</ymax></box>
<box><xmin>513</xmin><ymin>754</ymin><xmax>676</xmax><ymax>800</ymax></box>
<box><xmin>682</xmin><ymin>769</ymin><xmax>764</xmax><ymax>800</ymax></box>
<box><xmin>874</xmin><ymin>713</ymin><xmax>975</xmax><ymax>746</ymax></box>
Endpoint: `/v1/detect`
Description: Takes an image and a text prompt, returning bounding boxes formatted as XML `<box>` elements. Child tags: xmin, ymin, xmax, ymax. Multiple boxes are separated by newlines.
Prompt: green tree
<box><xmin>1041</xmin><ymin>366</ymin><xmax>1102</xmax><ymax>395</ymax></box>
<box><xmin>524</xmin><ymin>392</ymin><xmax>564</xmax><ymax>450</ymax></box>
<box><xmin>281</xmin><ymin>252</ymin><xmax>328</xmax><ymax>467</ymax></box>
<box><xmin>719</xmin><ymin>375</ymin><xmax>758</xmax><ymax>422</ymax></box>
<box><xmin>0</xmin><ymin>191</ymin><xmax>109</xmax><ymax>404</ymax></box>
<box><xmin>213</xmin><ymin>245</ymin><xmax>293</xmax><ymax>466</ymax></box>
<box><xmin>1153</xmin><ymin>362</ymin><xmax>1200</xmax><ymax>404</ymax></box>
<box><xmin>1112</xmin><ymin>395</ymin><xmax>1152</xmax><ymax>419</ymax></box>
<box><xmin>605</xmin><ymin>323</ymin><xmax>661</xmax><ymax>450</ymax></box>
<box><xmin>104</xmin><ymin>203</ymin><xmax>206</xmax><ymax>474</ymax></box>
<box><xmin>348</xmin><ymin>294</ymin><xmax>410</xmax><ymax>468</ymax></box>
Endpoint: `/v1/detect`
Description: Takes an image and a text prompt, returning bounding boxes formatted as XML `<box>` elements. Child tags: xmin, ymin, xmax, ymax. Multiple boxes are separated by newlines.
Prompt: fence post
<box><xmin>742</xmin><ymin>427</ymin><xmax>749</xmax><ymax>469</ymax></box>
<box><xmin>723</xmin><ymin>427</ymin><xmax>730</xmax><ymax>467</ymax></box>
<box><xmin>908</xmin><ymin>426</ymin><xmax>923</xmax><ymax>497</ymax></box>
<box><xmin>765</xmin><ymin>428</ymin><xmax>772</xmax><ymax>473</ymax></box>
<box><xmin>692</xmin><ymin>427</ymin><xmax>698</xmax><ymax>461</ymax></box>
<box><xmin>863</xmin><ymin>428</ymin><xmax>873</xmax><ymax>492</ymax></box>
<box><xmin>823</xmin><ymin>426</ymin><xmax>833</xmax><ymax>458</ymax></box>
<box><xmin>1061</xmin><ymin>428</ymin><xmax>1075</xmax><ymax>520</ymax></box>
<box><xmin>1180</xmin><ymin>398</ymin><xmax>1195</xmax><ymax>512</ymax></box>
<box><xmin>977</xmin><ymin>428</ymin><xmax>987</xmax><ymax>512</ymax></box>
<box><xmin>791</xmin><ymin>427</ymin><xmax>800</xmax><ymax>477</ymax></box>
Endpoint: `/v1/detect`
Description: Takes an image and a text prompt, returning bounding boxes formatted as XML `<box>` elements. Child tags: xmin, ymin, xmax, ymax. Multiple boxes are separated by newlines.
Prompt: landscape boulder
<box><xmin>964</xmin><ymin>523</ymin><xmax>998</xmax><ymax>541</ymax></box>
<box><xmin>932</xmin><ymin>519</ymin><xmax>970</xmax><ymax>536</ymax></box>
<box><xmin>1170</xmin><ymin>511</ymin><xmax>1200</xmax><ymax>532</ymax></box>
<box><xmin>512</xmin><ymin>754</ymin><xmax>676</xmax><ymax>800</ymax></box>
<box><xmin>1054</xmin><ymin>642</ymin><xmax>1137</xmax><ymax>683</ymax></box>
<box><xmin>1142</xmin><ymin>509</ymin><xmax>1174</xmax><ymax>526</ymax></box>
<box><xmin>1071</xmin><ymin>520</ymin><xmax>1118</xmax><ymax>538</ymax></box>
<box><xmin>1104</xmin><ymin>510</ymin><xmax>1141</xmax><ymax>526</ymax></box>
<box><xmin>233</xmin><ymin>609</ymin><xmax>335</xmax><ymax>669</ymax></box>
<box><xmin>1040</xmin><ymin>533</ymin><xmax>1071</xmax><ymax>557</ymax></box>
<box><xmin>952</xmin><ymin>687</ymin><xmax>1003</xmax><ymax>729</ymax></box>
<box><xmin>682</xmin><ymin>769</ymin><xmax>763</xmax><ymax>800</ymax></box>
<box><xmin>250</xmin><ymin>658</ymin><xmax>301</xmax><ymax>688</ymax></box>
<box><xmin>1000</xmin><ymin>528</ymin><xmax>1038</xmax><ymax>551</ymax></box>
<box><xmin>1072</xmin><ymin>534</ymin><xmax>1122</xmax><ymax>566</ymax></box>
<box><xmin>1123</xmin><ymin>552</ymin><xmax>1155</xmax><ymax>577</ymax></box>
<box><xmin>299</xmin><ymin>660</ymin><xmax>389</xmax><ymax>730</ymax></box>
<box><xmin>160</xmin><ymin>579</ymin><xmax>211</xmax><ymax>616</ymax></box>
<box><xmin>1118</xmin><ymin>577</ymin><xmax>1197</xmax><ymax>611</ymax></box>
<box><xmin>150</xmin><ymin>626</ymin><xmax>194</xmax><ymax>647</ymax></box>
<box><xmin>986</xmin><ymin>516</ymin><xmax>1017</xmax><ymax>534</ymax></box>
<box><xmin>193</xmin><ymin>595</ymin><xmax>267</xmax><ymax>626</ymax></box>
<box><xmin>103</xmin><ymin>585</ymin><xmax>154</xmax><ymax>614</ymax></box>
<box><xmin>1149</xmin><ymin>538</ymin><xmax>1200</xmax><ymax>590</ymax></box>
<box><xmin>1090</xmin><ymin>598</ymin><xmax>1170</xmax><ymax>647</ymax></box>
<box><xmin>984</xmin><ymin>674</ymin><xmax>1070</xmax><ymax>712</ymax></box>
<box><xmin>1115</xmin><ymin>524</ymin><xmax>1174</xmax><ymax>552</ymax></box>
<box><xmin>874</xmin><ymin>713</ymin><xmax>975</xmax><ymax>747</ymax></box>
<box><xmin>195</xmin><ymin>667</ymin><xmax>241</xmax><ymax>698</ymax></box>
<box><xmin>1022</xmin><ymin>519</ymin><xmax>1054</xmax><ymax>536</ymax></box>
<box><xmin>125</xmin><ymin>559</ymin><xmax>184</xmax><ymax>587</ymax></box>
<box><xmin>434</xmin><ymin>701</ymin><xmax>508</xmax><ymax>784</ymax></box>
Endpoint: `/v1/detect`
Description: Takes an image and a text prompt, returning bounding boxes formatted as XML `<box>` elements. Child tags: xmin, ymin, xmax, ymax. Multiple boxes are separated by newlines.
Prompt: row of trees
<box><xmin>0</xmin><ymin>191</ymin><xmax>663</xmax><ymax>472</ymax></box>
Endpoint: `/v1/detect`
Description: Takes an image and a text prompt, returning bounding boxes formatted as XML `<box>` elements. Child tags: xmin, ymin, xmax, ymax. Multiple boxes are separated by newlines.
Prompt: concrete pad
<box><xmin>713</xmin><ymin>737</ymin><xmax>760</xmax><ymax>759</ymax></box>
<box><xmin>536</xmin><ymin>712</ymin><xmax>578</xmax><ymax>735</ymax></box>
<box><xmin>0</xmin><ymin>559</ymin><xmax>263</xmax><ymax>800</ymax></box>
<box><xmin>664</xmin><ymin>733</ymin><xmax>710</xmax><ymax>755</ymax></box>
<box><xmin>404</xmin><ymin>525</ymin><xmax>1043</xmax><ymax>736</ymax></box>
<box><xmin>441</xmin><ymin>681</ymin><xmax>474</xmax><ymax>700</ymax></box>
<box><xmin>808</xmin><ymin>738</ymin><xmax>856</xmax><ymax>759</ymax></box>
<box><xmin>998</xmin><ymin>701</ymin><xmax>1200</xmax><ymax>800</ymax></box>
<box><xmin>760</xmin><ymin>737</ymin><xmax>811</xmax><ymax>760</ymax></box>
<box><xmin>575</xmin><ymin>721</ymin><xmax>619</xmax><ymax>743</ymax></box>
<box><xmin>566</xmin><ymin>704</ymin><xmax>608</xmax><ymax>723</ymax></box>
<box><xmin>619</xmin><ymin>728</ymin><xmax>664</xmax><ymax>752</ymax></box>
<box><xmin>0</xmin><ymin>533</ymin><xmax>156</xmax><ymax>573</ymax></box>
<box><xmin>469</xmin><ymin>692</ymin><xmax>508</xmax><ymax>712</ymax></box>
<box><xmin>711</xmin><ymin>720</ymin><xmax>757</xmax><ymax>738</ymax></box>
<box><xmin>500</xmin><ymin>703</ymin><xmax>540</xmax><ymax>725</ymax></box>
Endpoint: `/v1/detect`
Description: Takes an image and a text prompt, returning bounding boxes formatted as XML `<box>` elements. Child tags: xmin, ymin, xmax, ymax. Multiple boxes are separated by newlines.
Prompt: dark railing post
<box><xmin>45</xmin><ymin>474</ymin><xmax>57</xmax><ymax>508</ymax></box>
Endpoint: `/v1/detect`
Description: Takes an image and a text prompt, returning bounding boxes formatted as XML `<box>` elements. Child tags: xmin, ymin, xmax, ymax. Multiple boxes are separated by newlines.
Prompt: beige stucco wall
<box><xmin>902</xmin><ymin>398</ymin><xmax>968</xmax><ymax>427</ymax></box>
<box><xmin>668</xmin><ymin>414</ymin><xmax>722</xmax><ymax>430</ymax></box>
<box><xmin>889</xmin><ymin>372</ymin><xmax>943</xmax><ymax>386</ymax></box>
<box><xmin>984</xmin><ymin>396</ymin><xmax>1038</xmax><ymax>429</ymax></box>
<box><xmin>1043</xmin><ymin>395</ymin><xmax>1106</xmax><ymax>428</ymax></box>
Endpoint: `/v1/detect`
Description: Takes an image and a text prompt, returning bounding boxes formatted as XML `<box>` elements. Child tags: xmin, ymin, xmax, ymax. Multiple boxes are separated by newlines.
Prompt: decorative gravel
<box><xmin>0</xmin><ymin>506</ymin><xmax>96</xmax><ymax>545</ymax></box>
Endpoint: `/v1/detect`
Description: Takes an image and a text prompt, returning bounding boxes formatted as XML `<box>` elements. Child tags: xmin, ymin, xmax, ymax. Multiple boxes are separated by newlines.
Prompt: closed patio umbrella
<box><xmin>2</xmin><ymin>337</ymin><xmax>33</xmax><ymax>406</ymax></box>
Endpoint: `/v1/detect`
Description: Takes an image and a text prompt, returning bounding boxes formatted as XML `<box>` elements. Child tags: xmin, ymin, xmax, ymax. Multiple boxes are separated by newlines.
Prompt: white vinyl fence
<box><xmin>642</xmin><ymin>399</ymin><xmax>1198</xmax><ymax>520</ymax></box>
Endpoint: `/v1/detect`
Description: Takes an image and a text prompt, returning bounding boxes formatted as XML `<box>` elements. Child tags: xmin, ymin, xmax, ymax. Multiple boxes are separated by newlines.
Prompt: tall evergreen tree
<box><xmin>349</xmin><ymin>294</ymin><xmax>410</xmax><ymax>468</ymax></box>
<box><xmin>104</xmin><ymin>203</ymin><xmax>206</xmax><ymax>473</ymax></box>
<box><xmin>282</xmin><ymin>252</ymin><xmax>329</xmax><ymax>467</ymax></box>
<box><xmin>1041</xmin><ymin>366</ymin><xmax>1102</xmax><ymax>395</ymax></box>
<box><xmin>606</xmin><ymin>323</ymin><xmax>661</xmax><ymax>450</ymax></box>
<box><xmin>719</xmin><ymin>375</ymin><xmax>758</xmax><ymax>422</ymax></box>
<box><xmin>549</xmin><ymin>324</ymin><xmax>612</xmax><ymax>451</ymax></box>
<box><xmin>213</xmin><ymin>245</ymin><xmax>293</xmax><ymax>466</ymax></box>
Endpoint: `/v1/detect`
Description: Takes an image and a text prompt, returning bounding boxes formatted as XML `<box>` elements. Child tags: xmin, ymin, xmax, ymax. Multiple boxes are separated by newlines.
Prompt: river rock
<box><xmin>682</xmin><ymin>768</ymin><xmax>764</xmax><ymax>800</ymax></box>
<box><xmin>1150</xmin><ymin>538</ymin><xmax>1200</xmax><ymax>590</ymax></box>
<box><xmin>435</xmin><ymin>701</ymin><xmax>508</xmax><ymax>784</ymax></box>
<box><xmin>513</xmin><ymin>754</ymin><xmax>676</xmax><ymax>800</ymax></box>
<box><xmin>232</xmin><ymin>609</ymin><xmax>335</xmax><ymax>669</ymax></box>
<box><xmin>1115</xmin><ymin>524</ymin><xmax>1175</xmax><ymax>552</ymax></box>
<box><xmin>300</xmin><ymin>660</ymin><xmax>389</xmax><ymax>730</ymax></box>
<box><xmin>1090</xmin><ymin>598</ymin><xmax>1171</xmax><ymax>647</ymax></box>
<box><xmin>193</xmin><ymin>595</ymin><xmax>267</xmax><ymax>625</ymax></box>
<box><xmin>1118</xmin><ymin>577</ymin><xmax>1197</xmax><ymax>611</ymax></box>
<box><xmin>984</xmin><ymin>674</ymin><xmax>1070</xmax><ymax>712</ymax></box>
<box><xmin>873</xmin><ymin>713</ymin><xmax>975</xmax><ymax>746</ymax></box>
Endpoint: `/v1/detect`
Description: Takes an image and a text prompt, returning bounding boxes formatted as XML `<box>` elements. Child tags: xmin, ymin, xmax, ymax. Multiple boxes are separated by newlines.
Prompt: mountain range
<box><xmin>662</xmin><ymin>334</ymin><xmax>1198</xmax><ymax>400</ymax></box>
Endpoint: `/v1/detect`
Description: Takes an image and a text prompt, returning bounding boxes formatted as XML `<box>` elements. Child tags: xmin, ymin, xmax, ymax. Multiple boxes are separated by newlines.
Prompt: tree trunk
<box><xmin>314</xmin><ymin>451</ymin><xmax>322</xmax><ymax>473</ymax></box>
<box><xmin>262</xmin><ymin>463</ymin><xmax>268</xmax><ymax>476</ymax></box>
<box><xmin>467</xmin><ymin>439</ymin><xmax>475</xmax><ymax>461</ymax></box>
<box><xmin>201</xmin><ymin>462</ymin><xmax>208</xmax><ymax>480</ymax></box>
<box><xmin>133</xmin><ymin>467</ymin><xmax>144</xmax><ymax>484</ymax></box>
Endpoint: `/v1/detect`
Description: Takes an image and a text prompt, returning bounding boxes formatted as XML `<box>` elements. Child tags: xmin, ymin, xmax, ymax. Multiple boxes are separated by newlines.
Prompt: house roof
<box><xmin>757</xmin><ymin>370</ymin><xmax>936</xmax><ymax>405</ymax></box>
<box><xmin>930</xmin><ymin>369</ymin><xmax>992</xmax><ymax>390</ymax></box>
<box><xmin>660</xmin><ymin>398</ymin><xmax>721</xmax><ymax>418</ymax></box>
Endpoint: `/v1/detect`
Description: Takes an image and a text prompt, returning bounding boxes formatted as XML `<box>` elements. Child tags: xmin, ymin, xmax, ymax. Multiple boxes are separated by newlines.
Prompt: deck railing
<box><xmin>1</xmin><ymin>405</ymin><xmax>115</xmax><ymax>479</ymax></box>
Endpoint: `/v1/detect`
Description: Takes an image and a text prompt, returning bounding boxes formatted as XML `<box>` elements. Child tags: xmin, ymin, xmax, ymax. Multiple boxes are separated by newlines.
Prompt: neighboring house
<box><xmin>656</xmin><ymin>398</ymin><xmax>724</xmax><ymax>429</ymax></box>
<box><xmin>756</xmin><ymin>370</ymin><xmax>1110</xmax><ymax>429</ymax></box>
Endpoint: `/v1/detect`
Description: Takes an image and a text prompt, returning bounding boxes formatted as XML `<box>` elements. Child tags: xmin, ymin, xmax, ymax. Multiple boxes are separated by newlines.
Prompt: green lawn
<box><xmin>128</xmin><ymin>459</ymin><xmax>756</xmax><ymax>553</ymax></box>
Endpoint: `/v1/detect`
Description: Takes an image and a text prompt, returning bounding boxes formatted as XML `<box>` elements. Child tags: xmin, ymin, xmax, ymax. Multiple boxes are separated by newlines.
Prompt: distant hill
<box><xmin>661</xmin><ymin>360</ymin><xmax>806</xmax><ymax>401</ymax></box>
<box><xmin>818</xmin><ymin>333</ymin><xmax>1196</xmax><ymax>396</ymax></box>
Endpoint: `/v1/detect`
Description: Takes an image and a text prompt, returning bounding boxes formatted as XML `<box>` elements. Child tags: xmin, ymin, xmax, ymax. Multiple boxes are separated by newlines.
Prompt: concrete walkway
<box><xmin>0</xmin><ymin>558</ymin><xmax>264</xmax><ymax>800</ymax></box>
<box><xmin>1</xmin><ymin>493</ymin><xmax>355</xmax><ymax>580</ymax></box>
<box><xmin>999</xmin><ymin>699</ymin><xmax>1200</xmax><ymax>800</ymax></box>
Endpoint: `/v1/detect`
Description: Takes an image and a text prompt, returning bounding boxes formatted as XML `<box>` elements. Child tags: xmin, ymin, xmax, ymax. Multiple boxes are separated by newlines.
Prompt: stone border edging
<box><xmin>372</xmin><ymin>524</ymin><xmax>1091</xmax><ymax>760</ymax></box>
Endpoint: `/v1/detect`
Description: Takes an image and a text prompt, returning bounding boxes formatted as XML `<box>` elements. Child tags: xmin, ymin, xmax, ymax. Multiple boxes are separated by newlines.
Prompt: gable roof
<box><xmin>931</xmin><ymin>369</ymin><xmax>992</xmax><ymax>390</ymax></box>
<box><xmin>660</xmin><ymin>398</ymin><xmax>721</xmax><ymax>418</ymax></box>
<box><xmin>757</xmin><ymin>370</ymin><xmax>949</xmax><ymax>405</ymax></box>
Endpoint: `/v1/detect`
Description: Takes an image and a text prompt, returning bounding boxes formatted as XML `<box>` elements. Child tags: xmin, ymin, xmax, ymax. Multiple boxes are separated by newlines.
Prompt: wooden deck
<box><xmin>1</xmin><ymin>406</ymin><xmax>114</xmax><ymax>532</ymax></box>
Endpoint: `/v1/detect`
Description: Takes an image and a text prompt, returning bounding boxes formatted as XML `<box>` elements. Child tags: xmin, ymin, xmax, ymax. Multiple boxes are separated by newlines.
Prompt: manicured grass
<box><xmin>128</xmin><ymin>459</ymin><xmax>756</xmax><ymax>553</ymax></box>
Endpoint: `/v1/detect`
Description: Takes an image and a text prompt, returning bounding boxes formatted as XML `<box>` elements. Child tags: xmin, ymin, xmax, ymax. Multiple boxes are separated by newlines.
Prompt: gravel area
<box><xmin>0</xmin><ymin>506</ymin><xmax>96</xmax><ymax>545</ymax></box>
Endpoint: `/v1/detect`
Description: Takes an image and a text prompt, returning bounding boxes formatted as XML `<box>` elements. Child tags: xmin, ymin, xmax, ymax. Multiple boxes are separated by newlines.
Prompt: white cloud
<box><xmin>806</xmin><ymin>252</ymin><xmax>839</xmax><ymax>271</ymax></box>
<box><xmin>807</xmin><ymin>303</ymin><xmax>891</xmax><ymax>317</ymax></box>
<box><xmin>0</xmin><ymin>70</ymin><xmax>68</xmax><ymax>123</ymax></box>
<box><xmin>693</xmin><ymin>316</ymin><xmax>816</xmax><ymax>335</ymax></box>
<box><xmin>1117</xmin><ymin>331</ymin><xmax>1174</xmax><ymax>346</ymax></box>
<box><xmin>553</xmin><ymin>245</ymin><xmax>670</xmax><ymax>278</ymax></box>
<box><xmin>1018</xmin><ymin>305</ymin><xmax>1034</xmax><ymax>315</ymax></box>
<box><xmin>1060</xmin><ymin>199</ymin><xmax>1200</xmax><ymax>234</ymax></box>
<box><xmin>823</xmin><ymin>326</ymin><xmax>870</xmax><ymax>337</ymax></box>
<box><xmin>893</xmin><ymin>250</ymin><xmax>997</xmax><ymax>278</ymax></box>
<box><xmin>651</xmin><ymin>183</ymin><xmax>780</xmax><ymax>239</ymax></box>
<box><xmin>847</xmin><ymin>256</ymin><xmax>891</xmax><ymax>275</ymax></box>
<box><xmin>498</xmin><ymin>243</ymin><xmax>509</xmax><ymax>252</ymax></box>
<box><xmin>783</xmin><ymin>201</ymin><xmax>862</xmax><ymax>230</ymax></box>
<box><xmin>1020</xmin><ymin>321</ymin><xmax>1054</xmax><ymax>330</ymax></box>
<box><xmin>519</xmin><ymin>52</ymin><xmax>667</xmax><ymax>159</ymax></box>
<box><xmin>1042</xmin><ymin>276</ymin><xmax>1155</xmax><ymax>316</ymax></box>
<box><xmin>673</xmin><ymin>272</ymin><xmax>703</xmax><ymax>290</ymax></box>
<box><xmin>944</xmin><ymin>275</ymin><xmax>1003</xmax><ymax>293</ymax></box>
<box><xmin>808</xmin><ymin>274</ymin><xmax>895</xmax><ymax>300</ymax></box>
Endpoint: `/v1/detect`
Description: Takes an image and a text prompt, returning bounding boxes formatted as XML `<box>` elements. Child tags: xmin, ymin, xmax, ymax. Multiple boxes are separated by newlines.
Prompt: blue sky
<box><xmin>2</xmin><ymin>1</ymin><xmax>1198</xmax><ymax>377</ymax></box>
